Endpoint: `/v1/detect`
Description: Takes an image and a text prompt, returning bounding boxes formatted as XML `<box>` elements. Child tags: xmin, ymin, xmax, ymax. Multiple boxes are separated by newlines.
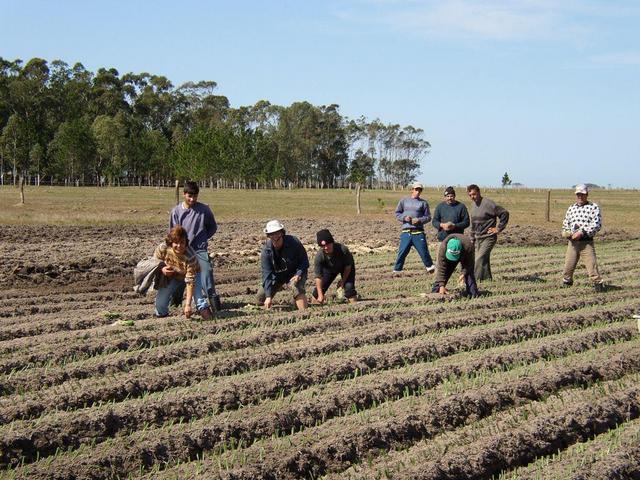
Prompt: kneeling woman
<box><xmin>154</xmin><ymin>226</ymin><xmax>199</xmax><ymax>318</ymax></box>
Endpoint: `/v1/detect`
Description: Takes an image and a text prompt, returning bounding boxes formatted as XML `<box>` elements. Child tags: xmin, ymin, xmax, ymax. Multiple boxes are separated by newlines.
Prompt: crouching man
<box><xmin>431</xmin><ymin>233</ymin><xmax>479</xmax><ymax>298</ymax></box>
<box><xmin>311</xmin><ymin>229</ymin><xmax>358</xmax><ymax>304</ymax></box>
<box><xmin>257</xmin><ymin>220</ymin><xmax>309</xmax><ymax>311</ymax></box>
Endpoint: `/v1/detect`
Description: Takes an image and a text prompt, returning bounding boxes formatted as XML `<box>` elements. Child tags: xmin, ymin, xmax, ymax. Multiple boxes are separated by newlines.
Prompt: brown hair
<box><xmin>466</xmin><ymin>184</ymin><xmax>480</xmax><ymax>193</ymax></box>
<box><xmin>165</xmin><ymin>225</ymin><xmax>189</xmax><ymax>246</ymax></box>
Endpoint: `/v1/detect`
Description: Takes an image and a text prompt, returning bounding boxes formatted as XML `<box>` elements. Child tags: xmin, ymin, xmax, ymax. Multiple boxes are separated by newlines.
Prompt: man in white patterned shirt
<box><xmin>561</xmin><ymin>184</ymin><xmax>605</xmax><ymax>291</ymax></box>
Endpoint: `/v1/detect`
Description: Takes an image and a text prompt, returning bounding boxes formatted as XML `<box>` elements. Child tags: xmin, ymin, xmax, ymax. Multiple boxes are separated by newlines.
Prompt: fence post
<box><xmin>175</xmin><ymin>180</ymin><xmax>180</xmax><ymax>205</ymax></box>
<box><xmin>20</xmin><ymin>176</ymin><xmax>25</xmax><ymax>204</ymax></box>
<box><xmin>545</xmin><ymin>190</ymin><xmax>551</xmax><ymax>222</ymax></box>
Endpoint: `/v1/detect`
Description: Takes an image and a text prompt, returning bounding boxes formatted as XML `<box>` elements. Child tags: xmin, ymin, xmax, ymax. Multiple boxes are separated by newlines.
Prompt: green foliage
<box><xmin>0</xmin><ymin>56</ymin><xmax>428</xmax><ymax>188</ymax></box>
<box><xmin>502</xmin><ymin>172</ymin><xmax>512</xmax><ymax>187</ymax></box>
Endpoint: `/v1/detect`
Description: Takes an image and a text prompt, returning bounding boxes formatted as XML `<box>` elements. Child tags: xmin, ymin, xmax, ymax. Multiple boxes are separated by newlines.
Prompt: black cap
<box><xmin>444</xmin><ymin>186</ymin><xmax>456</xmax><ymax>196</ymax></box>
<box><xmin>316</xmin><ymin>229</ymin><xmax>334</xmax><ymax>246</ymax></box>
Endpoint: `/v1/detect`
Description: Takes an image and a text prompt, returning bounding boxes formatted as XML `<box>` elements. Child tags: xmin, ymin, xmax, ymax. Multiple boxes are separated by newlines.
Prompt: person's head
<box><xmin>574</xmin><ymin>184</ymin><xmax>589</xmax><ymax>205</ymax></box>
<box><xmin>467</xmin><ymin>184</ymin><xmax>481</xmax><ymax>203</ymax></box>
<box><xmin>183</xmin><ymin>181</ymin><xmax>199</xmax><ymax>208</ymax></box>
<box><xmin>445</xmin><ymin>237</ymin><xmax>463</xmax><ymax>262</ymax></box>
<box><xmin>264</xmin><ymin>219</ymin><xmax>285</xmax><ymax>249</ymax></box>
<box><xmin>316</xmin><ymin>229</ymin><xmax>335</xmax><ymax>254</ymax></box>
<box><xmin>166</xmin><ymin>225</ymin><xmax>189</xmax><ymax>254</ymax></box>
<box><xmin>444</xmin><ymin>186</ymin><xmax>456</xmax><ymax>205</ymax></box>
<box><xmin>410</xmin><ymin>181</ymin><xmax>423</xmax><ymax>199</ymax></box>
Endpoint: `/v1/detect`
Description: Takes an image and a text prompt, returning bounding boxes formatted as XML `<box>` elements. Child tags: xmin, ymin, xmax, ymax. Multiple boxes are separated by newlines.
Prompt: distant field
<box><xmin>1</xmin><ymin>185</ymin><xmax>639</xmax><ymax>232</ymax></box>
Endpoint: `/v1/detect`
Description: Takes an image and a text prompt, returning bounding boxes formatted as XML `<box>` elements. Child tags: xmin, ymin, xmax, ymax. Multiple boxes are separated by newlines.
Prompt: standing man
<box><xmin>393</xmin><ymin>182</ymin><xmax>436</xmax><ymax>273</ymax></box>
<box><xmin>311</xmin><ymin>229</ymin><xmax>358</xmax><ymax>304</ymax></box>
<box><xmin>431</xmin><ymin>233</ymin><xmax>479</xmax><ymax>298</ymax></box>
<box><xmin>258</xmin><ymin>220</ymin><xmax>309</xmax><ymax>311</ymax></box>
<box><xmin>432</xmin><ymin>186</ymin><xmax>470</xmax><ymax>242</ymax></box>
<box><xmin>561</xmin><ymin>184</ymin><xmax>605</xmax><ymax>291</ymax></box>
<box><xmin>467</xmin><ymin>184</ymin><xmax>509</xmax><ymax>281</ymax></box>
<box><xmin>170</xmin><ymin>180</ymin><xmax>219</xmax><ymax>319</ymax></box>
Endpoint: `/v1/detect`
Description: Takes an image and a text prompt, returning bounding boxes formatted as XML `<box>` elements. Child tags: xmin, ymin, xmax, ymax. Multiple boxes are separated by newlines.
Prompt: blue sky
<box><xmin>2</xmin><ymin>0</ymin><xmax>639</xmax><ymax>188</ymax></box>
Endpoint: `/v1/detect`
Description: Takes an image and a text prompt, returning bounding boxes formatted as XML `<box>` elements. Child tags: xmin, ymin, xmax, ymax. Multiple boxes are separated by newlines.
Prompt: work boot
<box><xmin>199</xmin><ymin>307</ymin><xmax>213</xmax><ymax>320</ymax></box>
<box><xmin>594</xmin><ymin>282</ymin><xmax>605</xmax><ymax>293</ymax></box>
<box><xmin>209</xmin><ymin>294</ymin><xmax>222</xmax><ymax>312</ymax></box>
<box><xmin>562</xmin><ymin>278</ymin><xmax>573</xmax><ymax>287</ymax></box>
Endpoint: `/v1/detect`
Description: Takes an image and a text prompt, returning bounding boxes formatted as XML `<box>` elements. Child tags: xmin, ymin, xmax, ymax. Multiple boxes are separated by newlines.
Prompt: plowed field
<box><xmin>1</xmin><ymin>219</ymin><xmax>639</xmax><ymax>480</ymax></box>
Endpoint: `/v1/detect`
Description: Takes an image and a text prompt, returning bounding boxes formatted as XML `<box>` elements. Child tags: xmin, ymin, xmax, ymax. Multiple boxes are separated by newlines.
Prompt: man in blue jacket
<box><xmin>258</xmin><ymin>220</ymin><xmax>309</xmax><ymax>310</ymax></box>
<box><xmin>393</xmin><ymin>182</ymin><xmax>435</xmax><ymax>273</ymax></box>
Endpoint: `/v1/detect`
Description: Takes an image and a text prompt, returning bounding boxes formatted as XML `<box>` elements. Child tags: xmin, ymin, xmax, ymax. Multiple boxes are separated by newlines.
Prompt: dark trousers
<box><xmin>312</xmin><ymin>268</ymin><xmax>357</xmax><ymax>299</ymax></box>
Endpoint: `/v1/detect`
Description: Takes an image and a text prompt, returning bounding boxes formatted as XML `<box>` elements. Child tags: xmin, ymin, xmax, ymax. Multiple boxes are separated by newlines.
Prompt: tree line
<box><xmin>0</xmin><ymin>57</ymin><xmax>430</xmax><ymax>188</ymax></box>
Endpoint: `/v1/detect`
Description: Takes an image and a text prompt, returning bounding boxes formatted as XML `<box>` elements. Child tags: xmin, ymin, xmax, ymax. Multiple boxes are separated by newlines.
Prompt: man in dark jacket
<box><xmin>311</xmin><ymin>229</ymin><xmax>358</xmax><ymax>304</ymax></box>
<box><xmin>431</xmin><ymin>234</ymin><xmax>479</xmax><ymax>298</ymax></box>
<box><xmin>432</xmin><ymin>186</ymin><xmax>470</xmax><ymax>242</ymax></box>
<box><xmin>257</xmin><ymin>219</ymin><xmax>309</xmax><ymax>310</ymax></box>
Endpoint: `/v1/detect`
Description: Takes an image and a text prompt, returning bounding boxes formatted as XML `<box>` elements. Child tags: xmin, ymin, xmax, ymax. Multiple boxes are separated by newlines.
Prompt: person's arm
<box><xmin>464</xmin><ymin>272</ymin><xmax>479</xmax><ymax>298</ymax></box>
<box><xmin>184</xmin><ymin>282</ymin><xmax>194</xmax><ymax>317</ymax></box>
<box><xmin>338</xmin><ymin>247</ymin><xmax>354</xmax><ymax>287</ymax></box>
<box><xmin>456</xmin><ymin>205</ymin><xmax>470</xmax><ymax>230</ymax></box>
<box><xmin>562</xmin><ymin>206</ymin><xmax>573</xmax><ymax>238</ymax></box>
<box><xmin>169</xmin><ymin>208</ymin><xmax>177</xmax><ymax>230</ymax></box>
<box><xmin>432</xmin><ymin>204</ymin><xmax>442</xmax><ymax>231</ymax></box>
<box><xmin>260</xmin><ymin>245</ymin><xmax>276</xmax><ymax>300</ymax></box>
<box><xmin>184</xmin><ymin>258</ymin><xmax>200</xmax><ymax>318</ymax></box>
<box><xmin>395</xmin><ymin>199</ymin><xmax>409</xmax><ymax>223</ymax></box>
<box><xmin>582</xmin><ymin>204</ymin><xmax>602</xmax><ymax>237</ymax></box>
<box><xmin>204</xmin><ymin>207</ymin><xmax>217</xmax><ymax>239</ymax></box>
<box><xmin>338</xmin><ymin>265</ymin><xmax>352</xmax><ymax>288</ymax></box>
<box><xmin>495</xmin><ymin>204</ymin><xmax>509</xmax><ymax>232</ymax></box>
<box><xmin>314</xmin><ymin>277</ymin><xmax>325</xmax><ymax>303</ymax></box>
<box><xmin>293</xmin><ymin>239</ymin><xmax>309</xmax><ymax>278</ymax></box>
<box><xmin>415</xmin><ymin>200</ymin><xmax>431</xmax><ymax>225</ymax></box>
<box><xmin>155</xmin><ymin>244</ymin><xmax>175</xmax><ymax>277</ymax></box>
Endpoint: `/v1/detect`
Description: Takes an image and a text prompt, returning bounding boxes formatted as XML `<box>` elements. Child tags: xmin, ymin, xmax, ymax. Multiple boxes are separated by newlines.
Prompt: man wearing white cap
<box><xmin>258</xmin><ymin>220</ymin><xmax>309</xmax><ymax>310</ymax></box>
<box><xmin>393</xmin><ymin>181</ymin><xmax>436</xmax><ymax>273</ymax></box>
<box><xmin>561</xmin><ymin>184</ymin><xmax>605</xmax><ymax>291</ymax></box>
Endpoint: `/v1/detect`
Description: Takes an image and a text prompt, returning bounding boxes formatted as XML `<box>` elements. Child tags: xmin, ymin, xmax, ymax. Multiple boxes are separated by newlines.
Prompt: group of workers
<box><xmin>142</xmin><ymin>180</ymin><xmax>604</xmax><ymax>318</ymax></box>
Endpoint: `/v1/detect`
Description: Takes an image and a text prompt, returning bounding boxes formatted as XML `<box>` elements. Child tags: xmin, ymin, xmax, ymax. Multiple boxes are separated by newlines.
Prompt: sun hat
<box><xmin>411</xmin><ymin>181</ymin><xmax>423</xmax><ymax>190</ymax></box>
<box><xmin>264</xmin><ymin>219</ymin><xmax>285</xmax><ymax>234</ymax></box>
<box><xmin>445</xmin><ymin>237</ymin><xmax>463</xmax><ymax>262</ymax></box>
<box><xmin>316</xmin><ymin>229</ymin><xmax>334</xmax><ymax>246</ymax></box>
<box><xmin>574</xmin><ymin>184</ymin><xmax>588</xmax><ymax>194</ymax></box>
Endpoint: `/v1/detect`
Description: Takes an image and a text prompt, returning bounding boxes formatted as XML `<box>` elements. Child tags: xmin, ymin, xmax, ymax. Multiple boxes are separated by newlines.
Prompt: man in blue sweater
<box><xmin>432</xmin><ymin>186</ymin><xmax>470</xmax><ymax>242</ymax></box>
<box><xmin>258</xmin><ymin>220</ymin><xmax>309</xmax><ymax>311</ymax></box>
<box><xmin>169</xmin><ymin>181</ymin><xmax>219</xmax><ymax>319</ymax></box>
<box><xmin>393</xmin><ymin>182</ymin><xmax>436</xmax><ymax>273</ymax></box>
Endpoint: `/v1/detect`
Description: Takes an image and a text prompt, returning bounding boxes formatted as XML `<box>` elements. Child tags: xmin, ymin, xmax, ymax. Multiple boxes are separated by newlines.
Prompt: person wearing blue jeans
<box><xmin>170</xmin><ymin>181</ymin><xmax>219</xmax><ymax>319</ymax></box>
<box><xmin>393</xmin><ymin>182</ymin><xmax>435</xmax><ymax>273</ymax></box>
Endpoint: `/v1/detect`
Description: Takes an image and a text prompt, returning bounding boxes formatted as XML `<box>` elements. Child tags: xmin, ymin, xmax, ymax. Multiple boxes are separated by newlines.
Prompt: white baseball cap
<box><xmin>264</xmin><ymin>219</ymin><xmax>285</xmax><ymax>234</ymax></box>
<box><xmin>411</xmin><ymin>182</ymin><xmax>423</xmax><ymax>190</ymax></box>
<box><xmin>574</xmin><ymin>184</ymin><xmax>588</xmax><ymax>194</ymax></box>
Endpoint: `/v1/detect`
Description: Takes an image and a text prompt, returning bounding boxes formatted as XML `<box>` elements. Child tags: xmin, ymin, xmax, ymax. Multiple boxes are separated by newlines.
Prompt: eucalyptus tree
<box><xmin>314</xmin><ymin>104</ymin><xmax>348</xmax><ymax>187</ymax></box>
<box><xmin>48</xmin><ymin>117</ymin><xmax>95</xmax><ymax>185</ymax></box>
<box><xmin>90</xmin><ymin>68</ymin><xmax>130</xmax><ymax>117</ymax></box>
<box><xmin>91</xmin><ymin>113</ymin><xmax>129</xmax><ymax>185</ymax></box>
